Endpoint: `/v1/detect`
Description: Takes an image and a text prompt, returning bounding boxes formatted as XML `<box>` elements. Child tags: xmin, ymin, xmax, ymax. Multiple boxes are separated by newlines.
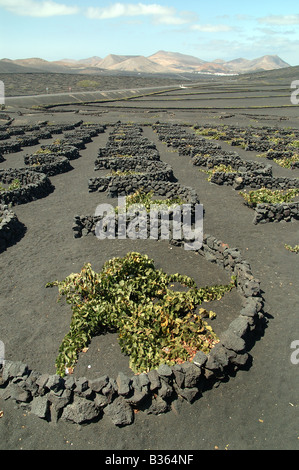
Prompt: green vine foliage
<box><xmin>0</xmin><ymin>179</ymin><xmax>21</xmax><ymax>193</ymax></box>
<box><xmin>200</xmin><ymin>164</ymin><xmax>237</xmax><ymax>182</ymax></box>
<box><xmin>115</xmin><ymin>189</ymin><xmax>185</xmax><ymax>214</ymax></box>
<box><xmin>239</xmin><ymin>187</ymin><xmax>299</xmax><ymax>207</ymax></box>
<box><xmin>47</xmin><ymin>252</ymin><xmax>236</xmax><ymax>376</ymax></box>
<box><xmin>285</xmin><ymin>244</ymin><xmax>299</xmax><ymax>253</ymax></box>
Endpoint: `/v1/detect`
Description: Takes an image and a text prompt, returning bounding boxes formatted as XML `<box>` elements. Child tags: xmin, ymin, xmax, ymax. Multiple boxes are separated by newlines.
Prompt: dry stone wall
<box><xmin>24</xmin><ymin>154</ymin><xmax>73</xmax><ymax>177</ymax></box>
<box><xmin>0</xmin><ymin>232</ymin><xmax>265</xmax><ymax>427</ymax></box>
<box><xmin>0</xmin><ymin>119</ymin><xmax>106</xmax><ymax>251</ymax></box>
<box><xmin>89</xmin><ymin>123</ymin><xmax>176</xmax><ymax>197</ymax></box>
<box><xmin>0</xmin><ymin>169</ymin><xmax>54</xmax><ymax>206</ymax></box>
<box><xmin>253</xmin><ymin>202</ymin><xmax>299</xmax><ymax>224</ymax></box>
<box><xmin>153</xmin><ymin>123</ymin><xmax>299</xmax><ymax>225</ymax></box>
<box><xmin>0</xmin><ymin>204</ymin><xmax>26</xmax><ymax>253</ymax></box>
<box><xmin>0</xmin><ymin>121</ymin><xmax>267</xmax><ymax>427</ymax></box>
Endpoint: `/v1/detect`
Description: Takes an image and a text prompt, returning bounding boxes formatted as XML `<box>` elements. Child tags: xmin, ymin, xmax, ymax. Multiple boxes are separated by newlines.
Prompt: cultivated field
<box><xmin>0</xmin><ymin>70</ymin><xmax>298</xmax><ymax>451</ymax></box>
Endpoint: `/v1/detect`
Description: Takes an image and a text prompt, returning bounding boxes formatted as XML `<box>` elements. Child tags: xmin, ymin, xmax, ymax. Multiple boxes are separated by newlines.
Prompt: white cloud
<box><xmin>191</xmin><ymin>24</ymin><xmax>235</xmax><ymax>33</ymax></box>
<box><xmin>0</xmin><ymin>0</ymin><xmax>79</xmax><ymax>17</ymax></box>
<box><xmin>85</xmin><ymin>2</ymin><xmax>189</xmax><ymax>25</ymax></box>
<box><xmin>259</xmin><ymin>14</ymin><xmax>299</xmax><ymax>25</ymax></box>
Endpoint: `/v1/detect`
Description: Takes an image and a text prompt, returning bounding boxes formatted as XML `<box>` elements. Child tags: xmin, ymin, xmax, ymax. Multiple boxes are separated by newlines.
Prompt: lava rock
<box><xmin>62</xmin><ymin>396</ymin><xmax>100</xmax><ymax>424</ymax></box>
<box><xmin>105</xmin><ymin>396</ymin><xmax>134</xmax><ymax>427</ymax></box>
<box><xmin>30</xmin><ymin>396</ymin><xmax>50</xmax><ymax>419</ymax></box>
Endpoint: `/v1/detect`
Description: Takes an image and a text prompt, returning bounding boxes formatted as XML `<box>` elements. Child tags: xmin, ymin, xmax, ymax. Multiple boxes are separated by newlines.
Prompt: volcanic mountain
<box><xmin>0</xmin><ymin>51</ymin><xmax>291</xmax><ymax>75</ymax></box>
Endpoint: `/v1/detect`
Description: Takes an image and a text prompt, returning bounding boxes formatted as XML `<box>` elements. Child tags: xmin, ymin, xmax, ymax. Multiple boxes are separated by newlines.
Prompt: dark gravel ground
<box><xmin>0</xmin><ymin>73</ymin><xmax>298</xmax><ymax>452</ymax></box>
<box><xmin>0</xmin><ymin>72</ymin><xmax>186</xmax><ymax>97</ymax></box>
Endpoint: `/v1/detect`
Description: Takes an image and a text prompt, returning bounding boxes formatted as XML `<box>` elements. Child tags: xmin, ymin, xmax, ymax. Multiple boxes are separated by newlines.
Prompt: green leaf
<box><xmin>49</xmin><ymin>252</ymin><xmax>235</xmax><ymax>375</ymax></box>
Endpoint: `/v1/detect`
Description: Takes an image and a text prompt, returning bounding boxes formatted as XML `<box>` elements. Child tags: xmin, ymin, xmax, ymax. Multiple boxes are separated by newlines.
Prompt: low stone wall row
<box><xmin>73</xmin><ymin>206</ymin><xmax>199</xmax><ymax>240</ymax></box>
<box><xmin>0</xmin><ymin>204</ymin><xmax>26</xmax><ymax>253</ymax></box>
<box><xmin>0</xmin><ymin>233</ymin><xmax>265</xmax><ymax>427</ymax></box>
<box><xmin>91</xmin><ymin>176</ymin><xmax>198</xmax><ymax>200</ymax></box>
<box><xmin>24</xmin><ymin>154</ymin><xmax>73</xmax><ymax>177</ymax></box>
<box><xmin>192</xmin><ymin>123</ymin><xmax>299</xmax><ymax>151</ymax></box>
<box><xmin>94</xmin><ymin>155</ymin><xmax>161</xmax><ymax>172</ymax></box>
<box><xmin>1</xmin><ymin>120</ymin><xmax>84</xmax><ymax>138</ymax></box>
<box><xmin>0</xmin><ymin>131</ymin><xmax>18</xmax><ymax>140</ymax></box>
<box><xmin>75</xmin><ymin>183</ymin><xmax>200</xmax><ymax>238</ymax></box>
<box><xmin>253</xmin><ymin>201</ymin><xmax>299</xmax><ymax>224</ymax></box>
<box><xmin>104</xmin><ymin>123</ymin><xmax>159</xmax><ymax>160</ymax></box>
<box><xmin>37</xmin><ymin>144</ymin><xmax>80</xmax><ymax>160</ymax></box>
<box><xmin>102</xmin><ymin>143</ymin><xmax>160</xmax><ymax>159</ymax></box>
<box><xmin>153</xmin><ymin>123</ymin><xmax>219</xmax><ymax>157</ymax></box>
<box><xmin>192</xmin><ymin>153</ymin><xmax>272</xmax><ymax>175</ymax></box>
<box><xmin>153</xmin><ymin>124</ymin><xmax>272</xmax><ymax>178</ymax></box>
<box><xmin>0</xmin><ymin>122</ymin><xmax>105</xmax><ymax>158</ymax></box>
<box><xmin>0</xmin><ymin>169</ymin><xmax>54</xmax><ymax>206</ymax></box>
<box><xmin>44</xmin><ymin>122</ymin><xmax>84</xmax><ymax>135</ymax></box>
<box><xmin>96</xmin><ymin>148</ymin><xmax>160</xmax><ymax>165</ymax></box>
<box><xmin>94</xmin><ymin>157</ymin><xmax>172</xmax><ymax>174</ymax></box>
<box><xmin>90</xmin><ymin>124</ymin><xmax>178</xmax><ymax>196</ymax></box>
<box><xmin>88</xmin><ymin>164</ymin><xmax>175</xmax><ymax>195</ymax></box>
<box><xmin>64</xmin><ymin>127</ymin><xmax>104</xmax><ymax>145</ymax></box>
<box><xmin>43</xmin><ymin>125</ymin><xmax>105</xmax><ymax>152</ymax></box>
<box><xmin>209</xmin><ymin>171</ymin><xmax>299</xmax><ymax>191</ymax></box>
<box><xmin>0</xmin><ymin>140</ymin><xmax>23</xmax><ymax>155</ymax></box>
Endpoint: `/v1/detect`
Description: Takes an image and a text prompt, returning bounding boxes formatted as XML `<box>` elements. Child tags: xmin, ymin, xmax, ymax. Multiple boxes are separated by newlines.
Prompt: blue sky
<box><xmin>0</xmin><ymin>0</ymin><xmax>298</xmax><ymax>65</ymax></box>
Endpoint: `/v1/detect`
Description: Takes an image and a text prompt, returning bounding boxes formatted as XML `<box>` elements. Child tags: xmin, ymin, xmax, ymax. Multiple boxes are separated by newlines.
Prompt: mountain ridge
<box><xmin>0</xmin><ymin>51</ymin><xmax>291</xmax><ymax>75</ymax></box>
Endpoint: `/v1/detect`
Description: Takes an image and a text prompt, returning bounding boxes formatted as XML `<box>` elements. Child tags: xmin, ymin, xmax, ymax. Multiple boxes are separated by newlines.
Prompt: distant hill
<box><xmin>77</xmin><ymin>56</ymin><xmax>103</xmax><ymax>67</ymax></box>
<box><xmin>148</xmin><ymin>51</ymin><xmax>290</xmax><ymax>75</ymax></box>
<box><xmin>0</xmin><ymin>51</ymin><xmax>292</xmax><ymax>75</ymax></box>
<box><xmin>239</xmin><ymin>64</ymin><xmax>299</xmax><ymax>83</ymax></box>
<box><xmin>108</xmin><ymin>55</ymin><xmax>169</xmax><ymax>73</ymax></box>
<box><xmin>0</xmin><ymin>58</ymin><xmax>43</xmax><ymax>73</ymax></box>
<box><xmin>97</xmin><ymin>54</ymin><xmax>137</xmax><ymax>69</ymax></box>
<box><xmin>53</xmin><ymin>56</ymin><xmax>103</xmax><ymax>68</ymax></box>
<box><xmin>12</xmin><ymin>57</ymin><xmax>73</xmax><ymax>73</ymax></box>
<box><xmin>148</xmin><ymin>50</ymin><xmax>206</xmax><ymax>72</ymax></box>
<box><xmin>225</xmin><ymin>55</ymin><xmax>290</xmax><ymax>72</ymax></box>
<box><xmin>156</xmin><ymin>53</ymin><xmax>290</xmax><ymax>74</ymax></box>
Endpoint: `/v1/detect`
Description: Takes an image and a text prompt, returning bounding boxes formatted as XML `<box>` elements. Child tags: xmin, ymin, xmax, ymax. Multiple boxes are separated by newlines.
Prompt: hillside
<box><xmin>148</xmin><ymin>50</ymin><xmax>206</xmax><ymax>72</ymax></box>
<box><xmin>13</xmin><ymin>58</ymin><xmax>73</xmax><ymax>73</ymax></box>
<box><xmin>53</xmin><ymin>57</ymin><xmax>103</xmax><ymax>68</ymax></box>
<box><xmin>98</xmin><ymin>54</ymin><xmax>137</xmax><ymax>69</ymax></box>
<box><xmin>108</xmin><ymin>56</ymin><xmax>169</xmax><ymax>74</ymax></box>
<box><xmin>239</xmin><ymin>64</ymin><xmax>299</xmax><ymax>83</ymax></box>
<box><xmin>226</xmin><ymin>55</ymin><xmax>290</xmax><ymax>72</ymax></box>
<box><xmin>0</xmin><ymin>59</ymin><xmax>43</xmax><ymax>73</ymax></box>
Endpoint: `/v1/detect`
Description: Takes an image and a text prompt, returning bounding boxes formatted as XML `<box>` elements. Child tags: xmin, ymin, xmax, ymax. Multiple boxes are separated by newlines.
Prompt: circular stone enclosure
<box><xmin>0</xmin><ymin>168</ymin><xmax>54</xmax><ymax>206</ymax></box>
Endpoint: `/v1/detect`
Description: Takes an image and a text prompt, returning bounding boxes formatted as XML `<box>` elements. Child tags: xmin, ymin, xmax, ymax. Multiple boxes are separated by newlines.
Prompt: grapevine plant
<box><xmin>200</xmin><ymin>164</ymin><xmax>237</xmax><ymax>182</ymax></box>
<box><xmin>285</xmin><ymin>244</ymin><xmax>299</xmax><ymax>253</ymax></box>
<box><xmin>0</xmin><ymin>179</ymin><xmax>21</xmax><ymax>193</ymax></box>
<box><xmin>115</xmin><ymin>189</ymin><xmax>185</xmax><ymax>214</ymax></box>
<box><xmin>47</xmin><ymin>252</ymin><xmax>236</xmax><ymax>377</ymax></box>
<box><xmin>239</xmin><ymin>187</ymin><xmax>299</xmax><ymax>207</ymax></box>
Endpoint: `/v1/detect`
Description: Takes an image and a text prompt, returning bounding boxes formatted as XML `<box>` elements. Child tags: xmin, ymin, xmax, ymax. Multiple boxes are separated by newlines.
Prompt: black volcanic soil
<box><xmin>0</xmin><ymin>72</ymin><xmax>186</xmax><ymax>97</ymax></box>
<box><xmin>0</xmin><ymin>72</ymin><xmax>298</xmax><ymax>451</ymax></box>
